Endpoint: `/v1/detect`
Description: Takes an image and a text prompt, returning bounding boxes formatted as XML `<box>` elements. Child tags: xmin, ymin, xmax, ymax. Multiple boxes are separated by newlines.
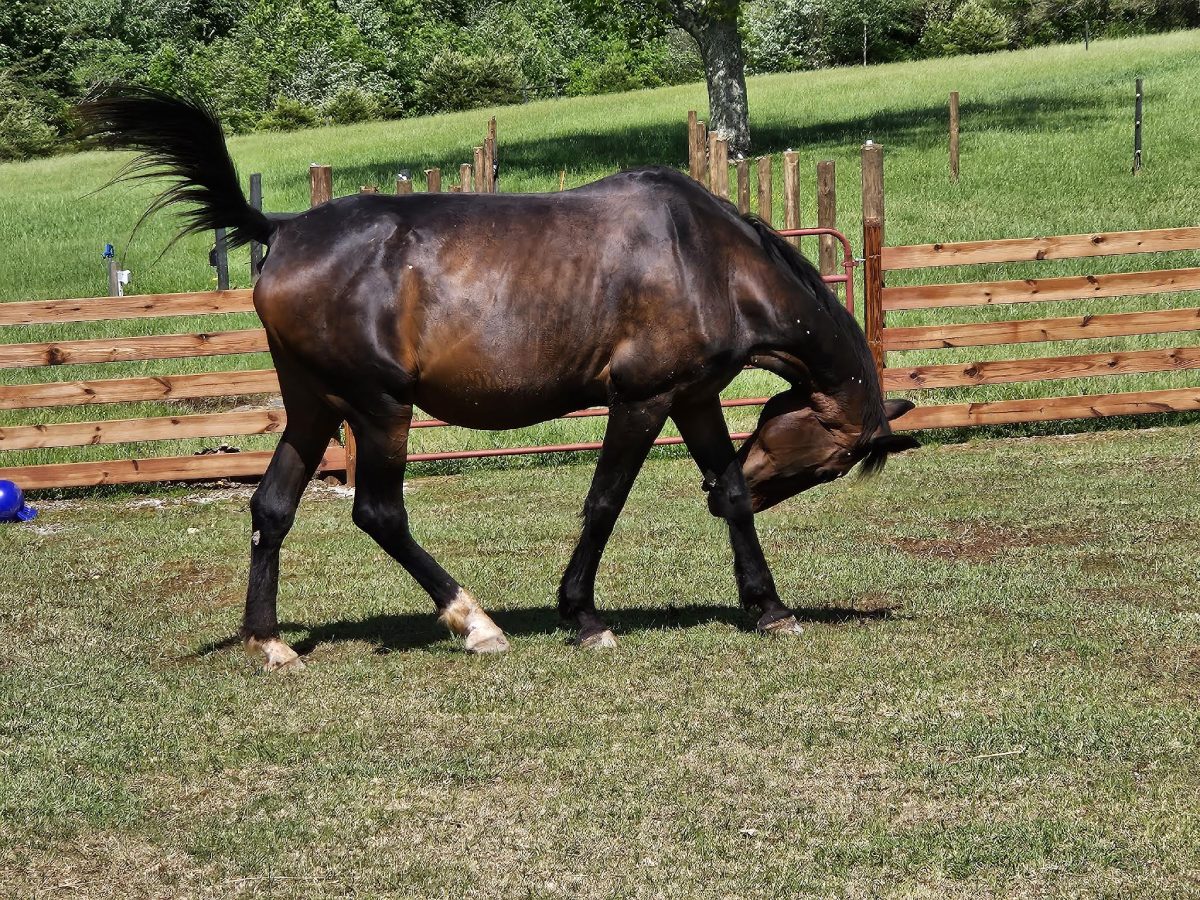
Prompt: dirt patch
<box><xmin>1119</xmin><ymin>643</ymin><xmax>1200</xmax><ymax>700</ymax></box>
<box><xmin>159</xmin><ymin>558</ymin><xmax>239</xmax><ymax>612</ymax></box>
<box><xmin>888</xmin><ymin>521</ymin><xmax>1097</xmax><ymax>562</ymax></box>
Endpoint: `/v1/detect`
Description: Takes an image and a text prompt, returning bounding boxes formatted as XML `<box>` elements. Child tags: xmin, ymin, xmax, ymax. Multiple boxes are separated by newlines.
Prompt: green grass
<box><xmin>3</xmin><ymin>31</ymin><xmax>1200</xmax><ymax>468</ymax></box>
<box><xmin>2</xmin><ymin>423</ymin><xmax>1199</xmax><ymax>896</ymax></box>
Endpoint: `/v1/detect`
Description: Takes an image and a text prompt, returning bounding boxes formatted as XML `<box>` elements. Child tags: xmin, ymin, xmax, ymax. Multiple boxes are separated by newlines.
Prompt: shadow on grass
<box><xmin>262</xmin><ymin>91</ymin><xmax>1110</xmax><ymax>200</ymax></box>
<box><xmin>193</xmin><ymin>600</ymin><xmax>898</xmax><ymax>658</ymax></box>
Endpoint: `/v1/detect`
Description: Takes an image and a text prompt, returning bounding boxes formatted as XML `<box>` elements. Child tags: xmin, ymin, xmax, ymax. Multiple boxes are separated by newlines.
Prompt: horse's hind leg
<box><xmin>558</xmin><ymin>398</ymin><xmax>672</xmax><ymax>649</ymax></box>
<box><xmin>350</xmin><ymin>410</ymin><xmax>508</xmax><ymax>653</ymax></box>
<box><xmin>243</xmin><ymin>393</ymin><xmax>341</xmax><ymax>671</ymax></box>
<box><xmin>671</xmin><ymin>396</ymin><xmax>800</xmax><ymax>635</ymax></box>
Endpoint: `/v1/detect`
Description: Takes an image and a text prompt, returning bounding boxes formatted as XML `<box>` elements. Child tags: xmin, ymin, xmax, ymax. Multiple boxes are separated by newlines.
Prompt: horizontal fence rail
<box><xmin>0</xmin><ymin>289</ymin><xmax>255</xmax><ymax>325</ymax></box>
<box><xmin>881</xmin><ymin>307</ymin><xmax>1200</xmax><ymax>351</ymax></box>
<box><xmin>0</xmin><ymin>329</ymin><xmax>269</xmax><ymax>368</ymax></box>
<box><xmin>883</xmin><ymin>346</ymin><xmax>1200</xmax><ymax>391</ymax></box>
<box><xmin>881</xmin><ymin>267</ymin><xmax>1200</xmax><ymax>311</ymax></box>
<box><xmin>881</xmin><ymin>226</ymin><xmax>1200</xmax><ymax>270</ymax></box>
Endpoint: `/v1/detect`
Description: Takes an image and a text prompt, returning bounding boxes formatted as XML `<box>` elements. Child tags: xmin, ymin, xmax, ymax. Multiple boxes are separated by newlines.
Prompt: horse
<box><xmin>77</xmin><ymin>87</ymin><xmax>917</xmax><ymax>670</ymax></box>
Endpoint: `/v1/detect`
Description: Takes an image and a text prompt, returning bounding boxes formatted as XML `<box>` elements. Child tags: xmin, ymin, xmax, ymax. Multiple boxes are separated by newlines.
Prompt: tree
<box><xmin>574</xmin><ymin>0</ymin><xmax>752</xmax><ymax>154</ymax></box>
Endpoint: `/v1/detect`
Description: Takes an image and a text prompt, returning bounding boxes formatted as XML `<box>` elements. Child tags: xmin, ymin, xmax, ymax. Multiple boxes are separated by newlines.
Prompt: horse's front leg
<box><xmin>671</xmin><ymin>396</ymin><xmax>802</xmax><ymax>635</ymax></box>
<box><xmin>559</xmin><ymin>398</ymin><xmax>672</xmax><ymax>649</ymax></box>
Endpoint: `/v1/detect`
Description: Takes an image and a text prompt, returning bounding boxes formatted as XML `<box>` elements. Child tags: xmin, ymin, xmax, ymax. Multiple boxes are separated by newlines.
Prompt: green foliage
<box><xmin>322</xmin><ymin>86</ymin><xmax>379</xmax><ymax>125</ymax></box>
<box><xmin>943</xmin><ymin>0</ymin><xmax>1014</xmax><ymax>53</ymax></box>
<box><xmin>259</xmin><ymin>97</ymin><xmax>319</xmax><ymax>132</ymax></box>
<box><xmin>417</xmin><ymin>49</ymin><xmax>528</xmax><ymax>112</ymax></box>
<box><xmin>0</xmin><ymin>96</ymin><xmax>58</xmax><ymax>161</ymax></box>
<box><xmin>0</xmin><ymin>0</ymin><xmax>1197</xmax><ymax>160</ymax></box>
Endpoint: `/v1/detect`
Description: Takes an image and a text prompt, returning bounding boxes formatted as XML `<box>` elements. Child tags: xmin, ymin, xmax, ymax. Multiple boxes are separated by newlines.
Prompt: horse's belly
<box><xmin>413</xmin><ymin>380</ymin><xmax>602</xmax><ymax>430</ymax></box>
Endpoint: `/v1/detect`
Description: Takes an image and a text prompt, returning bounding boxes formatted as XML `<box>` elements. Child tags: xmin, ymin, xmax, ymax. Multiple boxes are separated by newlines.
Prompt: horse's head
<box><xmin>737</xmin><ymin>390</ymin><xmax>918</xmax><ymax>512</ymax></box>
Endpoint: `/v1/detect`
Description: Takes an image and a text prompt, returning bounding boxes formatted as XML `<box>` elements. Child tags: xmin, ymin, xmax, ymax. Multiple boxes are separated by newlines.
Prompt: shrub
<box><xmin>259</xmin><ymin>97</ymin><xmax>320</xmax><ymax>131</ymax></box>
<box><xmin>943</xmin><ymin>0</ymin><xmax>1013</xmax><ymax>53</ymax></box>
<box><xmin>0</xmin><ymin>98</ymin><xmax>59</xmax><ymax>161</ymax></box>
<box><xmin>417</xmin><ymin>49</ymin><xmax>527</xmax><ymax>113</ymax></box>
<box><xmin>323</xmin><ymin>86</ymin><xmax>378</xmax><ymax>125</ymax></box>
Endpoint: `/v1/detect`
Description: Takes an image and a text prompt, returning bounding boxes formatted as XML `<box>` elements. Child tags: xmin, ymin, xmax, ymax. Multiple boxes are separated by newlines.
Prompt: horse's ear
<box><xmin>871</xmin><ymin>433</ymin><xmax>920</xmax><ymax>454</ymax></box>
<box><xmin>883</xmin><ymin>398</ymin><xmax>915</xmax><ymax>420</ymax></box>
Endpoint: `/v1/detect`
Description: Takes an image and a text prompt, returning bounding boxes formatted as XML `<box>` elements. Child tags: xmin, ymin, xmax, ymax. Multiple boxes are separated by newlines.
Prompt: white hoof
<box><xmin>441</xmin><ymin>590</ymin><xmax>510</xmax><ymax>654</ymax></box>
<box><xmin>465</xmin><ymin>629</ymin><xmax>510</xmax><ymax>654</ymax></box>
<box><xmin>758</xmin><ymin>615</ymin><xmax>803</xmax><ymax>637</ymax></box>
<box><xmin>577</xmin><ymin>629</ymin><xmax>618</xmax><ymax>650</ymax></box>
<box><xmin>246</xmin><ymin>636</ymin><xmax>306</xmax><ymax>672</ymax></box>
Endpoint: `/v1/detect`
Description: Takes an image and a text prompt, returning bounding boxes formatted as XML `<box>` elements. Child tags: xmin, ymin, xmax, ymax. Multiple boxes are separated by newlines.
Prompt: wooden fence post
<box><xmin>783</xmin><ymin>150</ymin><xmax>800</xmax><ymax>246</ymax></box>
<box><xmin>688</xmin><ymin>111</ymin><xmax>706</xmax><ymax>183</ymax></box>
<box><xmin>309</xmin><ymin>163</ymin><xmax>354</xmax><ymax>485</ymax></box>
<box><xmin>473</xmin><ymin>146</ymin><xmax>485</xmax><ymax>195</ymax></box>
<box><xmin>694</xmin><ymin>119</ymin><xmax>709</xmax><ymax>187</ymax></box>
<box><xmin>756</xmin><ymin>156</ymin><xmax>772</xmax><ymax>225</ymax></box>
<box><xmin>213</xmin><ymin>230</ymin><xmax>230</xmax><ymax>290</ymax></box>
<box><xmin>1133</xmin><ymin>78</ymin><xmax>1143</xmax><ymax>173</ymax></box>
<box><xmin>486</xmin><ymin>116</ymin><xmax>497</xmax><ymax>191</ymax></box>
<box><xmin>861</xmin><ymin>142</ymin><xmax>885</xmax><ymax>377</ymax></box>
<box><xmin>248</xmin><ymin>173</ymin><xmax>263</xmax><ymax>281</ymax></box>
<box><xmin>460</xmin><ymin>162</ymin><xmax>473</xmax><ymax>193</ymax></box>
<box><xmin>816</xmin><ymin>160</ymin><xmax>837</xmax><ymax>279</ymax></box>
<box><xmin>309</xmin><ymin>163</ymin><xmax>332</xmax><ymax>206</ymax></box>
<box><xmin>425</xmin><ymin>168</ymin><xmax>442</xmax><ymax>193</ymax></box>
<box><xmin>735</xmin><ymin>157</ymin><xmax>750</xmax><ymax>214</ymax></box>
<box><xmin>395</xmin><ymin>174</ymin><xmax>413</xmax><ymax>194</ymax></box>
<box><xmin>711</xmin><ymin>136</ymin><xmax>730</xmax><ymax>198</ymax></box>
<box><xmin>949</xmin><ymin>91</ymin><xmax>960</xmax><ymax>182</ymax></box>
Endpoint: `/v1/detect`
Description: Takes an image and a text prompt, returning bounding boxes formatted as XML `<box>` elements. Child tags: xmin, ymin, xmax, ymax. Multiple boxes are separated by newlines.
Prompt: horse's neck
<box><xmin>749</xmin><ymin>296</ymin><xmax>866</xmax><ymax>394</ymax></box>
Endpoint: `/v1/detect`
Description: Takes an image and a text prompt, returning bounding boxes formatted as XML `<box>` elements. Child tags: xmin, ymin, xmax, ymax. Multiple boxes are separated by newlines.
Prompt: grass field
<box><xmin>2</xmin><ymin>422</ymin><xmax>1199</xmax><ymax>897</ymax></box>
<box><xmin>3</xmin><ymin>31</ymin><xmax>1200</xmax><ymax>476</ymax></box>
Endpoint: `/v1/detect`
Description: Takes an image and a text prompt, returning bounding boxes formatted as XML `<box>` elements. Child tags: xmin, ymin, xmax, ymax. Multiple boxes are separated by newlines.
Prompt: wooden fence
<box><xmin>859</xmin><ymin>142</ymin><xmax>1200</xmax><ymax>431</ymax></box>
<box><xmin>8</xmin><ymin>127</ymin><xmax>1196</xmax><ymax>492</ymax></box>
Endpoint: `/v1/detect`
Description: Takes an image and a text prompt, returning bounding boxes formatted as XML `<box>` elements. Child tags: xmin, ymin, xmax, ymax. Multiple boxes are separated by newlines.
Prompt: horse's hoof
<box><xmin>757</xmin><ymin>614</ymin><xmax>803</xmax><ymax>637</ymax></box>
<box><xmin>247</xmin><ymin>636</ymin><xmax>306</xmax><ymax>672</ymax></box>
<box><xmin>264</xmin><ymin>654</ymin><xmax>306</xmax><ymax>673</ymax></box>
<box><xmin>465</xmin><ymin>630</ymin><xmax>510</xmax><ymax>654</ymax></box>
<box><xmin>577</xmin><ymin>629</ymin><xmax>618</xmax><ymax>650</ymax></box>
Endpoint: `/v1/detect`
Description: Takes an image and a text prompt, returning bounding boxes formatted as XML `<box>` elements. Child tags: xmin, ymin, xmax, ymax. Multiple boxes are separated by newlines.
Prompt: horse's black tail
<box><xmin>75</xmin><ymin>84</ymin><xmax>276</xmax><ymax>250</ymax></box>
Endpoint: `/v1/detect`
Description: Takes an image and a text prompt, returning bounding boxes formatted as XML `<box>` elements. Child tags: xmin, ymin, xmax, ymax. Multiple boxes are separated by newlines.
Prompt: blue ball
<box><xmin>0</xmin><ymin>480</ymin><xmax>36</xmax><ymax>522</ymax></box>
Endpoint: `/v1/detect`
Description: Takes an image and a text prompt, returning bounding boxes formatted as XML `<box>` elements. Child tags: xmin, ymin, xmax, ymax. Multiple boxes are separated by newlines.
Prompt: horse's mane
<box><xmin>740</xmin><ymin>213</ymin><xmax>892</xmax><ymax>474</ymax></box>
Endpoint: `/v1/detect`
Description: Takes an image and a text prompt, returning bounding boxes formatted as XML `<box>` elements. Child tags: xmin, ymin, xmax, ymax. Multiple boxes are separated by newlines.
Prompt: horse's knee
<box><xmin>250</xmin><ymin>487</ymin><xmax>297</xmax><ymax>546</ymax></box>
<box><xmin>351</xmin><ymin>495</ymin><xmax>408</xmax><ymax>543</ymax></box>
<box><xmin>706</xmin><ymin>479</ymin><xmax>753</xmax><ymax>520</ymax></box>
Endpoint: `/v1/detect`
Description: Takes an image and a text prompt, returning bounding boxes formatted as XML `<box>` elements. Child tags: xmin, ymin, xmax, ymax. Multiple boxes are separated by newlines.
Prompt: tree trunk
<box><xmin>687</xmin><ymin>16</ymin><xmax>751</xmax><ymax>156</ymax></box>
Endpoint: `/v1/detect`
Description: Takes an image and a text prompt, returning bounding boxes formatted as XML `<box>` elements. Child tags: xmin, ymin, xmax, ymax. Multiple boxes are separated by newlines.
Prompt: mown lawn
<box><xmin>2</xmin><ymin>423</ymin><xmax>1198</xmax><ymax>897</ymax></box>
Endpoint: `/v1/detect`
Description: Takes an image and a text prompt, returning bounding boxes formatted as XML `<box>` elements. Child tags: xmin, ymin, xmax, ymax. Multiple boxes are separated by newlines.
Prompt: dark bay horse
<box><xmin>78</xmin><ymin>87</ymin><xmax>917</xmax><ymax>670</ymax></box>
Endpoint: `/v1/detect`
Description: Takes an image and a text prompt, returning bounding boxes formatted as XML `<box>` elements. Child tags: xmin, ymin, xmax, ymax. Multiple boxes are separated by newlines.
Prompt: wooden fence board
<box><xmin>891</xmin><ymin>387</ymin><xmax>1200</xmax><ymax>429</ymax></box>
<box><xmin>0</xmin><ymin>444</ymin><xmax>345</xmax><ymax>490</ymax></box>
<box><xmin>0</xmin><ymin>289</ymin><xmax>255</xmax><ymax>326</ymax></box>
<box><xmin>0</xmin><ymin>329</ymin><xmax>269</xmax><ymax>368</ymax></box>
<box><xmin>0</xmin><ymin>409</ymin><xmax>286</xmax><ymax>450</ymax></box>
<box><xmin>882</xmin><ymin>226</ymin><xmax>1200</xmax><ymax>270</ymax></box>
<box><xmin>882</xmin><ymin>267</ymin><xmax>1200</xmax><ymax>310</ymax></box>
<box><xmin>0</xmin><ymin>369</ymin><xmax>280</xmax><ymax>410</ymax></box>
<box><xmin>882</xmin><ymin>307</ymin><xmax>1200</xmax><ymax>350</ymax></box>
<box><xmin>883</xmin><ymin>346</ymin><xmax>1200</xmax><ymax>390</ymax></box>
